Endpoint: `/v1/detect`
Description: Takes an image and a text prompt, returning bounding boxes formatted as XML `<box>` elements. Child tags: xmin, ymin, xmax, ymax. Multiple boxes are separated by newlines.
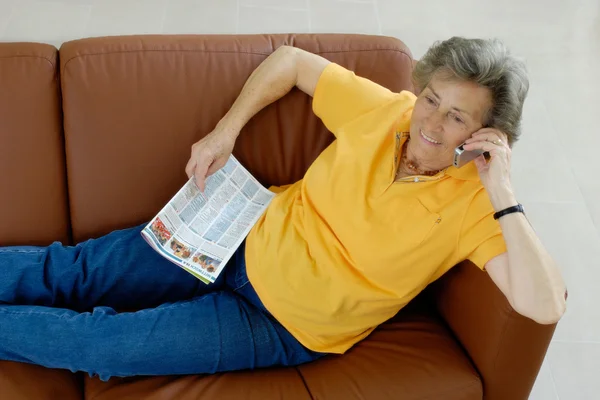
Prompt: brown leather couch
<box><xmin>0</xmin><ymin>34</ymin><xmax>555</xmax><ymax>400</ymax></box>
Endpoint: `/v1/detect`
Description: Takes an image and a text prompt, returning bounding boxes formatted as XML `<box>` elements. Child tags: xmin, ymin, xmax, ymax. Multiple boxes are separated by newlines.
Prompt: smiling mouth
<box><xmin>420</xmin><ymin>129</ymin><xmax>442</xmax><ymax>145</ymax></box>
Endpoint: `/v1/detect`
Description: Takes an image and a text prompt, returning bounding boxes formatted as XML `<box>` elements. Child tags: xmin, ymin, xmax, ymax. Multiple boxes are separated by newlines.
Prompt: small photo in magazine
<box><xmin>192</xmin><ymin>253</ymin><xmax>221</xmax><ymax>273</ymax></box>
<box><xmin>141</xmin><ymin>155</ymin><xmax>274</xmax><ymax>284</ymax></box>
<box><xmin>150</xmin><ymin>217</ymin><xmax>172</xmax><ymax>246</ymax></box>
<box><xmin>168</xmin><ymin>238</ymin><xmax>196</xmax><ymax>259</ymax></box>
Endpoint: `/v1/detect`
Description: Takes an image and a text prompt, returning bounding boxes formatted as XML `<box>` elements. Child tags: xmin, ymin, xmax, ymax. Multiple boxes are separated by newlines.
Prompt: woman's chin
<box><xmin>413</xmin><ymin>143</ymin><xmax>453</xmax><ymax>168</ymax></box>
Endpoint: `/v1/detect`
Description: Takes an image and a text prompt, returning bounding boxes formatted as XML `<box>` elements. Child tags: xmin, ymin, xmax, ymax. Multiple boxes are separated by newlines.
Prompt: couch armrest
<box><xmin>430</xmin><ymin>261</ymin><xmax>556</xmax><ymax>400</ymax></box>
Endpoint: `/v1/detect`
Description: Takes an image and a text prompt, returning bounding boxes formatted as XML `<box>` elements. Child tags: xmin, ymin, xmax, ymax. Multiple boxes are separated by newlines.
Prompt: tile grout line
<box><xmin>539</xmin><ymin>99</ymin><xmax>592</xmax><ymax>215</ymax></box>
<box><xmin>80</xmin><ymin>4</ymin><xmax>93</xmax><ymax>42</ymax></box>
<box><xmin>518</xmin><ymin>200</ymin><xmax>587</xmax><ymax>206</ymax></box>
<box><xmin>235</xmin><ymin>0</ymin><xmax>240</xmax><ymax>34</ymax></box>
<box><xmin>239</xmin><ymin>3</ymin><xmax>308</xmax><ymax>12</ymax></box>
<box><xmin>0</xmin><ymin>0</ymin><xmax>19</xmax><ymax>39</ymax></box>
<box><xmin>336</xmin><ymin>0</ymin><xmax>375</xmax><ymax>4</ymax></box>
<box><xmin>372</xmin><ymin>0</ymin><xmax>382</xmax><ymax>35</ymax></box>
<box><xmin>159</xmin><ymin>0</ymin><xmax>168</xmax><ymax>33</ymax></box>
<box><xmin>306</xmin><ymin>0</ymin><xmax>311</xmax><ymax>33</ymax></box>
<box><xmin>552</xmin><ymin>339</ymin><xmax>600</xmax><ymax>344</ymax></box>
<box><xmin>545</xmin><ymin>351</ymin><xmax>561</xmax><ymax>400</ymax></box>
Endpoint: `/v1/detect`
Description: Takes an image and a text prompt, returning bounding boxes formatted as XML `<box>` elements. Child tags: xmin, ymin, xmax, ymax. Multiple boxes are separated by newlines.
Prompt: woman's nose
<box><xmin>423</xmin><ymin>111</ymin><xmax>444</xmax><ymax>133</ymax></box>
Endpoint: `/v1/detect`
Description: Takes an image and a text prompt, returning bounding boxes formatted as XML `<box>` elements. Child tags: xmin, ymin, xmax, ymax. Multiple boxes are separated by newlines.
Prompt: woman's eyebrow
<box><xmin>428</xmin><ymin>85</ymin><xmax>441</xmax><ymax>99</ymax></box>
<box><xmin>428</xmin><ymin>84</ymin><xmax>473</xmax><ymax>119</ymax></box>
<box><xmin>452</xmin><ymin>106</ymin><xmax>472</xmax><ymax>118</ymax></box>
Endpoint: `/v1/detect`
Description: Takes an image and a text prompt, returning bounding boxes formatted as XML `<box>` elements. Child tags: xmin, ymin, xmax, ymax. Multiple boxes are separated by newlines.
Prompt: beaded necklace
<box><xmin>399</xmin><ymin>138</ymin><xmax>443</xmax><ymax>177</ymax></box>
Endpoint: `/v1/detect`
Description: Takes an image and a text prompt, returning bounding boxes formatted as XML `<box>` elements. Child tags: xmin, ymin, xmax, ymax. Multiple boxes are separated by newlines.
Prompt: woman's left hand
<box><xmin>463</xmin><ymin>128</ymin><xmax>515</xmax><ymax>207</ymax></box>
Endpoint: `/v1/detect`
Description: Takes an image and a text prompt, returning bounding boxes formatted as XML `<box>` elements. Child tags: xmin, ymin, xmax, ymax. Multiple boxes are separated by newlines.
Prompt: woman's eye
<box><xmin>425</xmin><ymin>96</ymin><xmax>436</xmax><ymax>105</ymax></box>
<box><xmin>451</xmin><ymin>115</ymin><xmax>464</xmax><ymax>124</ymax></box>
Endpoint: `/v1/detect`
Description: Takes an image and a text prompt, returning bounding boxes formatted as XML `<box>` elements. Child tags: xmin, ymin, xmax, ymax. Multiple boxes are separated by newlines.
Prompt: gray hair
<box><xmin>412</xmin><ymin>37</ymin><xmax>529</xmax><ymax>146</ymax></box>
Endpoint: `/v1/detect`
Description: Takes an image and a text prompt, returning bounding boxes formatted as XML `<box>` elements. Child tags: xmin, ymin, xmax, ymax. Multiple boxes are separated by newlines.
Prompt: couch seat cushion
<box><xmin>84</xmin><ymin>297</ymin><xmax>482</xmax><ymax>400</ymax></box>
<box><xmin>0</xmin><ymin>361</ymin><xmax>82</xmax><ymax>400</ymax></box>
<box><xmin>298</xmin><ymin>298</ymin><xmax>483</xmax><ymax>399</ymax></box>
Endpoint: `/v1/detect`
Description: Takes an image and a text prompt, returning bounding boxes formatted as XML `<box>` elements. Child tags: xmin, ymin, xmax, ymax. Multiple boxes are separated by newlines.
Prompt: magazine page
<box><xmin>141</xmin><ymin>155</ymin><xmax>275</xmax><ymax>284</ymax></box>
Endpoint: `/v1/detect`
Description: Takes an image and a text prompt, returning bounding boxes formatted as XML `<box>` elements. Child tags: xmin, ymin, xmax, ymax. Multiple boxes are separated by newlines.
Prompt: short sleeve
<box><xmin>312</xmin><ymin>63</ymin><xmax>397</xmax><ymax>136</ymax></box>
<box><xmin>459</xmin><ymin>189</ymin><xmax>507</xmax><ymax>270</ymax></box>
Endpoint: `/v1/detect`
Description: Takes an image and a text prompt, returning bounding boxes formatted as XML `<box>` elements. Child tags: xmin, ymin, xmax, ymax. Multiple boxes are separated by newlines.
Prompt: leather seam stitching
<box><xmin>294</xmin><ymin>367</ymin><xmax>315</xmax><ymax>400</ymax></box>
<box><xmin>0</xmin><ymin>54</ymin><xmax>55</xmax><ymax>69</ymax></box>
<box><xmin>491</xmin><ymin>308</ymin><xmax>516</xmax><ymax>375</ymax></box>
<box><xmin>61</xmin><ymin>48</ymin><xmax>412</xmax><ymax>76</ymax></box>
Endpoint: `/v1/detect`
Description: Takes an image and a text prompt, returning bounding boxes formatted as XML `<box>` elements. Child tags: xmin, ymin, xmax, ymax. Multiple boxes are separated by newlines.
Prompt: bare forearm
<box><xmin>491</xmin><ymin>189</ymin><xmax>567</xmax><ymax>324</ymax></box>
<box><xmin>217</xmin><ymin>46</ymin><xmax>299</xmax><ymax>137</ymax></box>
<box><xmin>186</xmin><ymin>46</ymin><xmax>328</xmax><ymax>190</ymax></box>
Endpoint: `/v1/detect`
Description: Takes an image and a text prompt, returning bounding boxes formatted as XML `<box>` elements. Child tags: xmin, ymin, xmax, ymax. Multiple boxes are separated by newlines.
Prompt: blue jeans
<box><xmin>0</xmin><ymin>223</ymin><xmax>324</xmax><ymax>381</ymax></box>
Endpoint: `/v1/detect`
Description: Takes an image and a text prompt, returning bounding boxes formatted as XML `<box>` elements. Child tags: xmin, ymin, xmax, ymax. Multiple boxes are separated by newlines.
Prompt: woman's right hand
<box><xmin>185</xmin><ymin>124</ymin><xmax>238</xmax><ymax>192</ymax></box>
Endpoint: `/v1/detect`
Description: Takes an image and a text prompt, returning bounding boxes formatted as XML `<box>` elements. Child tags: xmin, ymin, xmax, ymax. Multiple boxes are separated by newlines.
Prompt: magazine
<box><xmin>141</xmin><ymin>155</ymin><xmax>274</xmax><ymax>284</ymax></box>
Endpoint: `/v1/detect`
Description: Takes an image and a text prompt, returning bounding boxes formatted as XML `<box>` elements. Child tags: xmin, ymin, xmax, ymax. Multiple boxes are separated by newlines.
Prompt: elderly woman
<box><xmin>0</xmin><ymin>37</ymin><xmax>566</xmax><ymax>381</ymax></box>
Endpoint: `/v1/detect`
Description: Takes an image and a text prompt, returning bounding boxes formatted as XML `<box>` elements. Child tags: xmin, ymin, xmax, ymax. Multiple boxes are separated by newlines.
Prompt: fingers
<box><xmin>186</xmin><ymin>139</ymin><xmax>215</xmax><ymax>192</ymax></box>
<box><xmin>206</xmin><ymin>159</ymin><xmax>226</xmax><ymax>177</ymax></box>
<box><xmin>468</xmin><ymin>129</ymin><xmax>508</xmax><ymax>147</ymax></box>
<box><xmin>193</xmin><ymin>159</ymin><xmax>211</xmax><ymax>192</ymax></box>
<box><xmin>186</xmin><ymin>154</ymin><xmax>210</xmax><ymax>192</ymax></box>
<box><xmin>463</xmin><ymin>140</ymin><xmax>501</xmax><ymax>153</ymax></box>
<box><xmin>185</xmin><ymin>158</ymin><xmax>196</xmax><ymax>179</ymax></box>
<box><xmin>185</xmin><ymin>155</ymin><xmax>208</xmax><ymax>192</ymax></box>
<box><xmin>473</xmin><ymin>154</ymin><xmax>488</xmax><ymax>170</ymax></box>
<box><xmin>186</xmin><ymin>130</ymin><xmax>236</xmax><ymax>191</ymax></box>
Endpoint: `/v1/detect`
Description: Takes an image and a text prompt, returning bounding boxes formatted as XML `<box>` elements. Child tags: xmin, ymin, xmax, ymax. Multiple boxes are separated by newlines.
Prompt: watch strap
<box><xmin>493</xmin><ymin>204</ymin><xmax>524</xmax><ymax>220</ymax></box>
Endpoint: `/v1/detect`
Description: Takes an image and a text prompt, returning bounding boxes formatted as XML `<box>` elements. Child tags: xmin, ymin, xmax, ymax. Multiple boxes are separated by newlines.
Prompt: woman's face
<box><xmin>409</xmin><ymin>73</ymin><xmax>493</xmax><ymax>170</ymax></box>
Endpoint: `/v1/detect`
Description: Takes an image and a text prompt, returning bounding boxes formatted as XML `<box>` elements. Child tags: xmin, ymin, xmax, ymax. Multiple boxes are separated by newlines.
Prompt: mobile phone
<box><xmin>453</xmin><ymin>143</ymin><xmax>486</xmax><ymax>168</ymax></box>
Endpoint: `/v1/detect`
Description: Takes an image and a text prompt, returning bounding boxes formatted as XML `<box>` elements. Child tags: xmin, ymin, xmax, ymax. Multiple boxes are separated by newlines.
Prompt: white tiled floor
<box><xmin>1</xmin><ymin>0</ymin><xmax>598</xmax><ymax>398</ymax></box>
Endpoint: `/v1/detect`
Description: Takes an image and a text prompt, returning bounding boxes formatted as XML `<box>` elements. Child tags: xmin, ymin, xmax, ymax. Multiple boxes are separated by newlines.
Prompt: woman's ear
<box><xmin>412</xmin><ymin>83</ymin><xmax>422</xmax><ymax>96</ymax></box>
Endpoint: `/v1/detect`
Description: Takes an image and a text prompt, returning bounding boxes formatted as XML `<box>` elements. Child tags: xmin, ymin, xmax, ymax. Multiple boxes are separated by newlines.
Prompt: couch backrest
<box><xmin>0</xmin><ymin>43</ymin><xmax>69</xmax><ymax>245</ymax></box>
<box><xmin>59</xmin><ymin>34</ymin><xmax>413</xmax><ymax>242</ymax></box>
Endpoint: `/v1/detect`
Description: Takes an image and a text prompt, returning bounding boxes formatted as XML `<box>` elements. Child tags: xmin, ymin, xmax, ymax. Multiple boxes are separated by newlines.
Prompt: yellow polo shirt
<box><xmin>245</xmin><ymin>63</ymin><xmax>506</xmax><ymax>354</ymax></box>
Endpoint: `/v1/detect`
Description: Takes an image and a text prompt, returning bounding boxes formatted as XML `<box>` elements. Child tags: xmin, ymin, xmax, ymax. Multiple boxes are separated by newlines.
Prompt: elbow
<box><xmin>513</xmin><ymin>296</ymin><xmax>567</xmax><ymax>325</ymax></box>
<box><xmin>276</xmin><ymin>45</ymin><xmax>298</xmax><ymax>60</ymax></box>
<box><xmin>274</xmin><ymin>45</ymin><xmax>299</xmax><ymax>79</ymax></box>
<box><xmin>531</xmin><ymin>305</ymin><xmax>566</xmax><ymax>325</ymax></box>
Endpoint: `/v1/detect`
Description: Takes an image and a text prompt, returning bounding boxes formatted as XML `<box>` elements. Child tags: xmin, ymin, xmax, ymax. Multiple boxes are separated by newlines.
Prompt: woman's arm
<box><xmin>463</xmin><ymin>128</ymin><xmax>567</xmax><ymax>325</ymax></box>
<box><xmin>216</xmin><ymin>45</ymin><xmax>330</xmax><ymax>134</ymax></box>
<box><xmin>484</xmin><ymin>192</ymin><xmax>567</xmax><ymax>325</ymax></box>
<box><xmin>186</xmin><ymin>46</ymin><xmax>330</xmax><ymax>190</ymax></box>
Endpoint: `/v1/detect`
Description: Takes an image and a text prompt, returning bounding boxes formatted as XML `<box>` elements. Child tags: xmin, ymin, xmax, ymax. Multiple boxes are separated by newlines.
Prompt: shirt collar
<box><xmin>446</xmin><ymin>162</ymin><xmax>481</xmax><ymax>181</ymax></box>
<box><xmin>398</xmin><ymin>132</ymin><xmax>481</xmax><ymax>182</ymax></box>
